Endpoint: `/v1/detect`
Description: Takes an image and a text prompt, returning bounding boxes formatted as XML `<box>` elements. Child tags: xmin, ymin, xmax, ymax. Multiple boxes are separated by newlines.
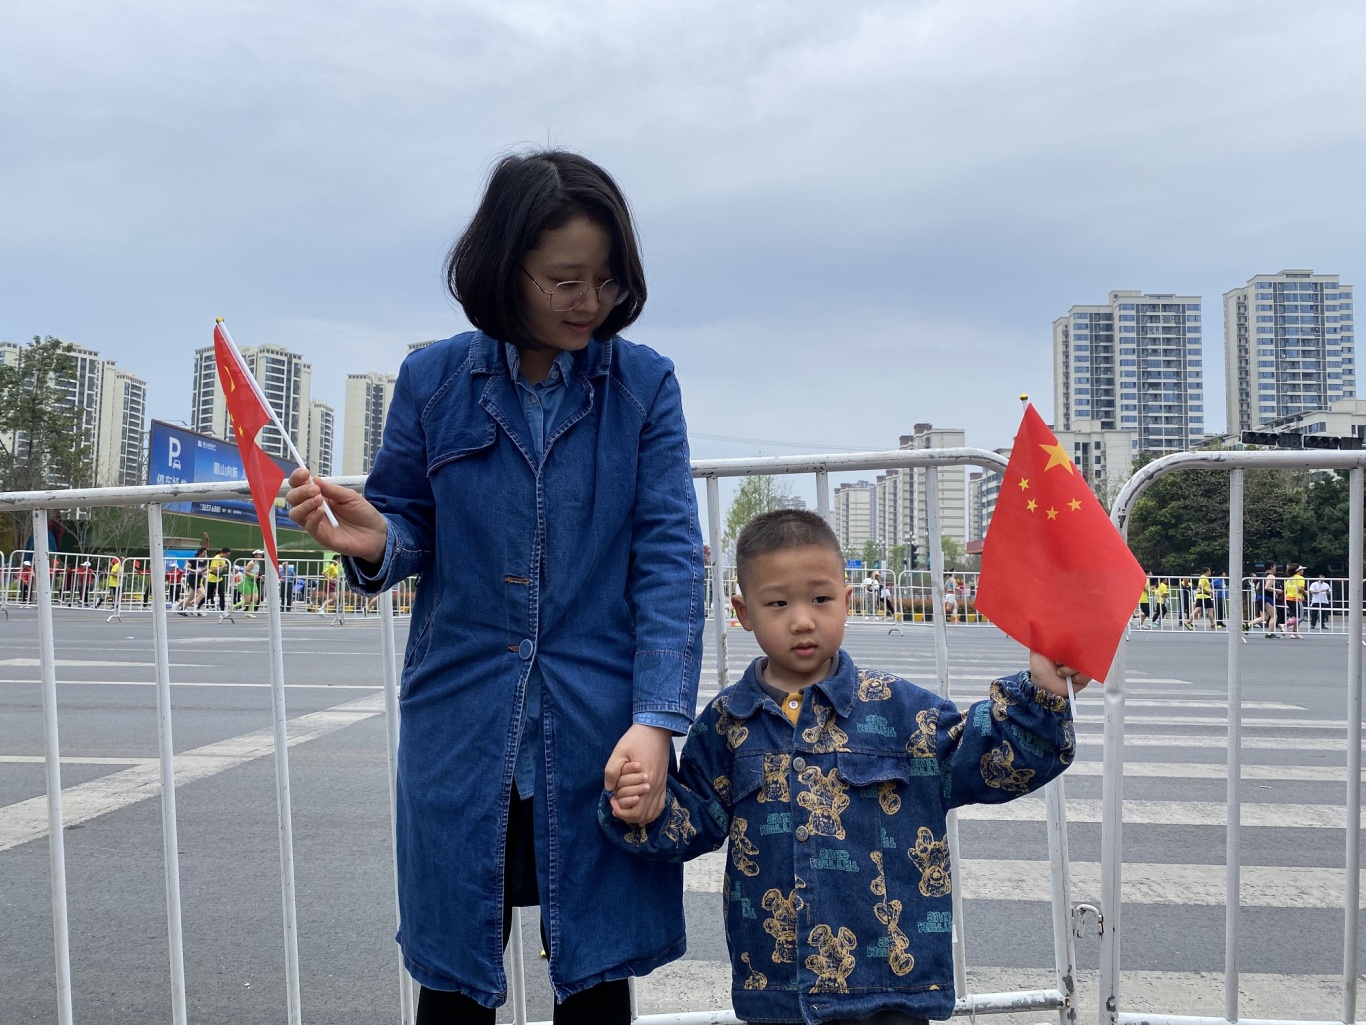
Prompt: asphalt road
<box><xmin>0</xmin><ymin>610</ymin><xmax>1361</xmax><ymax>1023</ymax></box>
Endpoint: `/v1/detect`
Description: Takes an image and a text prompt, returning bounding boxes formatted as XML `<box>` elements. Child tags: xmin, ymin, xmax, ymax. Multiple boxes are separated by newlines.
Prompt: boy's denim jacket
<box><xmin>598</xmin><ymin>650</ymin><xmax>1075</xmax><ymax>1025</ymax></box>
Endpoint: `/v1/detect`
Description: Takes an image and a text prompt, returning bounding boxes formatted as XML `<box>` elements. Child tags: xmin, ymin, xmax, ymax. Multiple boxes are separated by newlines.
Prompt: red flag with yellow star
<box><xmin>213</xmin><ymin>321</ymin><xmax>286</xmax><ymax>569</ymax></box>
<box><xmin>974</xmin><ymin>403</ymin><xmax>1146</xmax><ymax>682</ymax></box>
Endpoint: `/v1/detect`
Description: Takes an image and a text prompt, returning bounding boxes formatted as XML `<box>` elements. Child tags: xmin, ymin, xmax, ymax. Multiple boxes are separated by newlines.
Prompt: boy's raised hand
<box><xmin>1028</xmin><ymin>651</ymin><xmax>1091</xmax><ymax>697</ymax></box>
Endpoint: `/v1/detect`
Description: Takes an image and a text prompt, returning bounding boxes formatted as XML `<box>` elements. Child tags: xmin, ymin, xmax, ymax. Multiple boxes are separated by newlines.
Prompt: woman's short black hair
<box><xmin>445</xmin><ymin>149</ymin><xmax>647</xmax><ymax>350</ymax></box>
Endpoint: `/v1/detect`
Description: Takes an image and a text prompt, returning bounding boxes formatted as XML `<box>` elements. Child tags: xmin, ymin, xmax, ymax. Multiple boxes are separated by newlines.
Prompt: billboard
<box><xmin>148</xmin><ymin>420</ymin><xmax>293</xmax><ymax>530</ymax></box>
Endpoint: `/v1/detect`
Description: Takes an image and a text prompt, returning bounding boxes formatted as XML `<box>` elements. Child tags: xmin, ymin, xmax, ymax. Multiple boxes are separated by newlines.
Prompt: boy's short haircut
<box><xmin>735</xmin><ymin>509</ymin><xmax>842</xmax><ymax>590</ymax></box>
<box><xmin>445</xmin><ymin>149</ymin><xmax>647</xmax><ymax>352</ymax></box>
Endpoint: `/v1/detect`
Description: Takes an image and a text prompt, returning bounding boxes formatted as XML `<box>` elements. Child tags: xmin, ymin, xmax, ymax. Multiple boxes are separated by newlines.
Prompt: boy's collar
<box><xmin>728</xmin><ymin>649</ymin><xmax>856</xmax><ymax>720</ymax></box>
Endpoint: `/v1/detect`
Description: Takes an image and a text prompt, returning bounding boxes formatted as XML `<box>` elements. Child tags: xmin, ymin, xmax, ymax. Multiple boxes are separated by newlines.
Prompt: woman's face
<box><xmin>519</xmin><ymin>215</ymin><xmax>614</xmax><ymax>360</ymax></box>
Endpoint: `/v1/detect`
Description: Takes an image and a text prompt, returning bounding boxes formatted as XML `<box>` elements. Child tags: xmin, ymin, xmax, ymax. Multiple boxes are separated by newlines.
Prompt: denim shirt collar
<box><xmin>727</xmin><ymin>648</ymin><xmax>856</xmax><ymax>720</ymax></box>
<box><xmin>503</xmin><ymin>342</ymin><xmax>576</xmax><ymax>389</ymax></box>
<box><xmin>467</xmin><ymin>330</ymin><xmax>613</xmax><ymax>380</ymax></box>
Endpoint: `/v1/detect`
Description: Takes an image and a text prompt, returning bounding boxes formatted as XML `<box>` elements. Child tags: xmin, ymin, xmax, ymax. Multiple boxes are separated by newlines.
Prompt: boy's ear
<box><xmin>732</xmin><ymin>592</ymin><xmax>753</xmax><ymax>631</ymax></box>
<box><xmin>843</xmin><ymin>583</ymin><xmax>853</xmax><ymax>614</ymax></box>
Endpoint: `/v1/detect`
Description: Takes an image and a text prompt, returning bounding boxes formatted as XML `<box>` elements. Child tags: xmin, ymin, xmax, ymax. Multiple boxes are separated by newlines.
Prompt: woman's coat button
<box><xmin>518</xmin><ymin>638</ymin><xmax>535</xmax><ymax>659</ymax></box>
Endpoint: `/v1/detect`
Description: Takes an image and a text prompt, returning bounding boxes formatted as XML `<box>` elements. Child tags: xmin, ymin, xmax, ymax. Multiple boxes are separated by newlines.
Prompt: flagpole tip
<box><xmin>215</xmin><ymin>317</ymin><xmax>224</xmax><ymax>324</ymax></box>
<box><xmin>1019</xmin><ymin>393</ymin><xmax>1029</xmax><ymax>403</ymax></box>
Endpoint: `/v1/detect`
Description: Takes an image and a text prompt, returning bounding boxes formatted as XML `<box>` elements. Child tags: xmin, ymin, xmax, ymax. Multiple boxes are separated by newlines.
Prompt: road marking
<box><xmin>1073</xmin><ymin>714</ymin><xmax>1349</xmax><ymax>729</ymax></box>
<box><xmin>634</xmin><ymin>963</ymin><xmax>1352</xmax><ymax>1023</ymax></box>
<box><xmin>0</xmin><ymin>692</ymin><xmax>384</xmax><ymax>853</ymax></box>
<box><xmin>962</xmin><ymin>797</ymin><xmax>1351</xmax><ymax>829</ymax></box>
<box><xmin>0</xmin><ymin>658</ymin><xmax>210</xmax><ymax>668</ymax></box>
<box><xmin>1076</xmin><ymin>733</ymin><xmax>1355</xmax><ymax>751</ymax></box>
<box><xmin>682</xmin><ymin>851</ymin><xmax>1361</xmax><ymax>908</ymax></box>
<box><xmin>1064</xmin><ymin>760</ymin><xmax>1348</xmax><ymax>782</ymax></box>
<box><xmin>0</xmin><ymin>756</ymin><xmax>153</xmax><ymax>766</ymax></box>
<box><xmin>0</xmin><ymin>679</ymin><xmax>382</xmax><ymax>690</ymax></box>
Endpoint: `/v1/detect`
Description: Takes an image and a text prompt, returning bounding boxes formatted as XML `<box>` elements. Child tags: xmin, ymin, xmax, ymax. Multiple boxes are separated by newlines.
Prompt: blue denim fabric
<box><xmin>599</xmin><ymin>651</ymin><xmax>1075</xmax><ymax>1025</ymax></box>
<box><xmin>346</xmin><ymin>330</ymin><xmax>705</xmax><ymax>1007</ymax></box>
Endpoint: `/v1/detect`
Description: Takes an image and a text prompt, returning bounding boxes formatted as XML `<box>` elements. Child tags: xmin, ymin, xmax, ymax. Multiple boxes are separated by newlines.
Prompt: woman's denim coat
<box><xmin>347</xmin><ymin>331</ymin><xmax>705</xmax><ymax>1006</ymax></box>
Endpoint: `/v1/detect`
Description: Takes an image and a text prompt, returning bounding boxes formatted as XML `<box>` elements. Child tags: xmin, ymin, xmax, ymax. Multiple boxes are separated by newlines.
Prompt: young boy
<box><xmin>600</xmin><ymin>509</ymin><xmax>1085</xmax><ymax>1025</ymax></box>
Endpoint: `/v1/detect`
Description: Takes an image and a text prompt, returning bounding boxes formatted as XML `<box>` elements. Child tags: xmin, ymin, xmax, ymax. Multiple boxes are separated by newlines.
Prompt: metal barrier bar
<box><xmin>1105</xmin><ymin>448</ymin><xmax>1366</xmax><ymax>1025</ymax></box>
<box><xmin>1224</xmin><ymin>469</ymin><xmax>1244</xmax><ymax>1023</ymax></box>
<box><xmin>263</xmin><ymin>548</ymin><xmax>303</xmax><ymax>1025</ymax></box>
<box><xmin>1044</xmin><ymin>776</ymin><xmax>1078</xmax><ymax>1025</ymax></box>
<box><xmin>147</xmin><ymin>505</ymin><xmax>189</xmax><ymax>1025</ymax></box>
<box><xmin>1098</xmin><ymin>576</ymin><xmax>1128</xmax><ymax>1025</ymax></box>
<box><xmin>378</xmin><ymin>589</ymin><xmax>417</xmax><ymax>1024</ymax></box>
<box><xmin>926</xmin><ymin>467</ymin><xmax>970</xmax><ymax>996</ymax></box>
<box><xmin>705</xmin><ymin>475</ymin><xmax>728</xmax><ymax>689</ymax></box>
<box><xmin>1344</xmin><ymin>467</ymin><xmax>1363</xmax><ymax>1025</ymax></box>
<box><xmin>33</xmin><ymin>508</ymin><xmax>74</xmax><ymax>1025</ymax></box>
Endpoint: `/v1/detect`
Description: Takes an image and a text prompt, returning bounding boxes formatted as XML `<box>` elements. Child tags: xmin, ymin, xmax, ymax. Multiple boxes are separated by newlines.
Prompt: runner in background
<box><xmin>316</xmin><ymin>553</ymin><xmax>341</xmax><ymax>616</ymax></box>
<box><xmin>205</xmin><ymin>547</ymin><xmax>231</xmax><ymax>612</ymax></box>
<box><xmin>177</xmin><ymin>547</ymin><xmax>209</xmax><ymax>616</ymax></box>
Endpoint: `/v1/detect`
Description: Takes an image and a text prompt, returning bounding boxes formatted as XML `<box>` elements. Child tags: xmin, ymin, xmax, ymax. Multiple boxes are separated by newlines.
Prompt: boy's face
<box><xmin>732</xmin><ymin>544</ymin><xmax>851</xmax><ymax>693</ymax></box>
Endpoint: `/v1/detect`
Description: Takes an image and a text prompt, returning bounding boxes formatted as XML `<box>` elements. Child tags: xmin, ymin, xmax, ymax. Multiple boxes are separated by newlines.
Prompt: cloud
<box><xmin>1</xmin><ymin>0</ymin><xmax>1364</xmax><ymax>476</ymax></box>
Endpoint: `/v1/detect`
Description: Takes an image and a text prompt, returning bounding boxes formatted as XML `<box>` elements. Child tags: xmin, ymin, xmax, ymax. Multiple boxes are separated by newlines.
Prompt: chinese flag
<box><xmin>974</xmin><ymin>404</ymin><xmax>1146</xmax><ymax>682</ymax></box>
<box><xmin>213</xmin><ymin>322</ymin><xmax>286</xmax><ymax>569</ymax></box>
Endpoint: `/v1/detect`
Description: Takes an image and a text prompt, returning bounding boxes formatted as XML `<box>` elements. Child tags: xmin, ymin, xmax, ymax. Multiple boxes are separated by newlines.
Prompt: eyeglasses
<box><xmin>522</xmin><ymin>268</ymin><xmax>629</xmax><ymax>312</ymax></box>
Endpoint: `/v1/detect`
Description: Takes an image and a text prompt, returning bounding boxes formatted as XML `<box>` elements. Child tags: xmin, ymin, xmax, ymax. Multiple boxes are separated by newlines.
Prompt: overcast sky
<box><xmin>4</xmin><ymin>0</ymin><xmax>1365</xmax><ymax>517</ymax></box>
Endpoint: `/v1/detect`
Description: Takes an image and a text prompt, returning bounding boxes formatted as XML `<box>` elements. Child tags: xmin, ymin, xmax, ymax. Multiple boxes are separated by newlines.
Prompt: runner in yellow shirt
<box><xmin>317</xmin><ymin>554</ymin><xmax>342</xmax><ymax>616</ymax></box>
<box><xmin>1283</xmin><ymin>564</ymin><xmax>1306</xmax><ymax>640</ymax></box>
<box><xmin>1194</xmin><ymin>570</ymin><xmax>1218</xmax><ymax>630</ymax></box>
<box><xmin>205</xmin><ymin>547</ymin><xmax>232</xmax><ymax>612</ymax></box>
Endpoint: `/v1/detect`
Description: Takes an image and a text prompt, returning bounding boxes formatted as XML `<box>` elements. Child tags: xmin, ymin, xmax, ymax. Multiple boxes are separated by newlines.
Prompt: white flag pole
<box><xmin>215</xmin><ymin>318</ymin><xmax>339</xmax><ymax>528</ymax></box>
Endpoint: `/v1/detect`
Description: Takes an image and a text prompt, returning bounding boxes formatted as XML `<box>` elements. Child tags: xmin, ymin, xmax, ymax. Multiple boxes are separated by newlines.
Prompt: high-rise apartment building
<box><xmin>968</xmin><ymin>449</ymin><xmax>1011</xmax><ymax>544</ymax></box>
<box><xmin>95</xmin><ymin>362</ymin><xmax>148</xmax><ymax>486</ymax></box>
<box><xmin>905</xmin><ymin>424</ymin><xmax>966</xmax><ymax>558</ymax></box>
<box><xmin>833</xmin><ymin>480</ymin><xmax>875</xmax><ymax>555</ymax></box>
<box><xmin>342</xmin><ymin>372</ymin><xmax>397</xmax><ymax>475</ymax></box>
<box><xmin>307</xmin><ymin>401</ymin><xmax>335</xmax><ymax>477</ymax></box>
<box><xmin>1052</xmin><ymin>420</ymin><xmax>1137</xmax><ymax>503</ymax></box>
<box><xmin>191</xmin><ymin>343</ymin><xmax>312</xmax><ymax>460</ymax></box>
<box><xmin>1223</xmin><ymin>270</ymin><xmax>1356</xmax><ymax>434</ymax></box>
<box><xmin>1054</xmin><ymin>290</ymin><xmax>1204</xmax><ymax>454</ymax></box>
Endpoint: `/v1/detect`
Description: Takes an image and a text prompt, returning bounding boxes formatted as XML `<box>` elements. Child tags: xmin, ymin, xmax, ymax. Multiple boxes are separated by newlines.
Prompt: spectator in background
<box><xmin>280</xmin><ymin>561</ymin><xmax>296</xmax><ymax>611</ymax></box>
<box><xmin>1309</xmin><ymin>573</ymin><xmax>1331</xmax><ymax>630</ymax></box>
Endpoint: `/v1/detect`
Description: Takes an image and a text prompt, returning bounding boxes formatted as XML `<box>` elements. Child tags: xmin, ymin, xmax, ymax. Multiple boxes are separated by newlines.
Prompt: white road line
<box><xmin>0</xmin><ymin>659</ymin><xmax>211</xmax><ymax>668</ymax></box>
<box><xmin>0</xmin><ymin>692</ymin><xmax>384</xmax><ymax>853</ymax></box>
<box><xmin>1076</xmin><ymin>733</ymin><xmax>1354</xmax><ymax>751</ymax></box>
<box><xmin>0</xmin><ymin>679</ymin><xmax>382</xmax><ymax>690</ymax></box>
<box><xmin>961</xmin><ymin>798</ymin><xmax>1349</xmax><ymax>829</ymax></box>
<box><xmin>682</xmin><ymin>851</ymin><xmax>1361</xmax><ymax>908</ymax></box>
<box><xmin>1073</xmin><ymin>714</ymin><xmax>1348</xmax><ymax>729</ymax></box>
<box><xmin>634</xmin><ymin>964</ymin><xmax>1352</xmax><ymax>1023</ymax></box>
<box><xmin>0</xmin><ymin>756</ymin><xmax>154</xmax><ymax>766</ymax></box>
<box><xmin>1064</xmin><ymin>760</ymin><xmax>1348</xmax><ymax>782</ymax></box>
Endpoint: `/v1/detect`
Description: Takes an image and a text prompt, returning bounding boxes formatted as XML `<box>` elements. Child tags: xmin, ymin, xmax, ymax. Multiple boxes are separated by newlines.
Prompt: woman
<box><xmin>287</xmin><ymin>150</ymin><xmax>703</xmax><ymax>1023</ymax></box>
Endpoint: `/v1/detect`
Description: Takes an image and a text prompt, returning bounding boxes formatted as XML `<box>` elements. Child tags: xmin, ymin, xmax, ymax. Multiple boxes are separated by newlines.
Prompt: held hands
<box><xmin>603</xmin><ymin>723</ymin><xmax>672</xmax><ymax>826</ymax></box>
<box><xmin>285</xmin><ymin>467</ymin><xmax>388</xmax><ymax>563</ymax></box>
<box><xmin>1028</xmin><ymin>651</ymin><xmax>1091</xmax><ymax>697</ymax></box>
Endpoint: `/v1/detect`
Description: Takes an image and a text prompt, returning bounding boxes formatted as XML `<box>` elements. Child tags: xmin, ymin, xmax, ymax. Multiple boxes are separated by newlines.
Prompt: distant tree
<box><xmin>861</xmin><ymin>539</ymin><xmax>879</xmax><ymax>569</ymax></box>
<box><xmin>0</xmin><ymin>336</ymin><xmax>92</xmax><ymax>551</ymax></box>
<box><xmin>940</xmin><ymin>536</ymin><xmax>966</xmax><ymax>570</ymax></box>
<box><xmin>887</xmin><ymin>544</ymin><xmax>907</xmax><ymax>575</ymax></box>
<box><xmin>722</xmin><ymin>475</ymin><xmax>794</xmax><ymax>560</ymax></box>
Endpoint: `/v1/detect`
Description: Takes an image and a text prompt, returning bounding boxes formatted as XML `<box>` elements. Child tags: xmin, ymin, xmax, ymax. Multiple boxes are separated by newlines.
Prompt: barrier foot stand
<box><xmin>219</xmin><ymin>612</ymin><xmax>235</xmax><ymax>624</ymax></box>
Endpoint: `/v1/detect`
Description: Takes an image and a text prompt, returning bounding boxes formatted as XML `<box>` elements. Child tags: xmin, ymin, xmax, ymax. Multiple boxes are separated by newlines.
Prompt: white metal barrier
<box><xmin>1104</xmin><ymin>450</ymin><xmax>1366</xmax><ymax>1025</ymax></box>
<box><xmin>6</xmin><ymin>451</ymin><xmax>1089</xmax><ymax>1025</ymax></box>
